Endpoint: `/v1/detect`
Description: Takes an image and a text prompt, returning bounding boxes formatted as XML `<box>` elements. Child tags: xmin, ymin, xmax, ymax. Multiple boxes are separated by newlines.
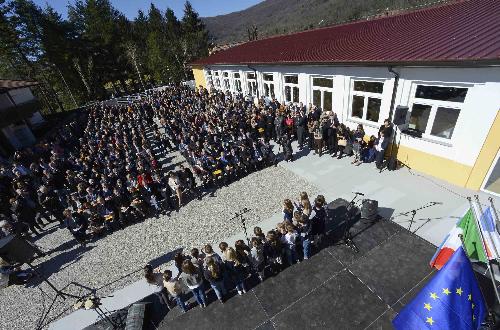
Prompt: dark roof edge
<box><xmin>192</xmin><ymin>59</ymin><xmax>500</xmax><ymax>68</ymax></box>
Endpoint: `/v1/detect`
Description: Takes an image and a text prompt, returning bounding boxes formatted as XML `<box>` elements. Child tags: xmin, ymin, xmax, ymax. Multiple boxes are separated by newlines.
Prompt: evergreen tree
<box><xmin>181</xmin><ymin>1</ymin><xmax>209</xmax><ymax>74</ymax></box>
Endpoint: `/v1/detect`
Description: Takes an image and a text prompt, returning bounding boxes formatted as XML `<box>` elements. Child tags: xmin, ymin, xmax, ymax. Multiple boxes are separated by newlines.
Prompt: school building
<box><xmin>191</xmin><ymin>0</ymin><xmax>500</xmax><ymax>195</ymax></box>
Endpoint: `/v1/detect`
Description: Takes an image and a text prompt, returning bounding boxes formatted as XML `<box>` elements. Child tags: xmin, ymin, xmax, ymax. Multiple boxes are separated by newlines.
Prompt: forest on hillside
<box><xmin>203</xmin><ymin>0</ymin><xmax>450</xmax><ymax>44</ymax></box>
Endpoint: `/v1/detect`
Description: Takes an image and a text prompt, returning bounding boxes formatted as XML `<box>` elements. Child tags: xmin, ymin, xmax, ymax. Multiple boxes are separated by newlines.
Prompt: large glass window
<box><xmin>430</xmin><ymin>107</ymin><xmax>460</xmax><ymax>139</ymax></box>
<box><xmin>415</xmin><ymin>86</ymin><xmax>467</xmax><ymax>103</ymax></box>
<box><xmin>408</xmin><ymin>84</ymin><xmax>467</xmax><ymax>140</ymax></box>
<box><xmin>311</xmin><ymin>76</ymin><xmax>333</xmax><ymax>111</ymax></box>
<box><xmin>313</xmin><ymin>78</ymin><xmax>333</xmax><ymax>88</ymax></box>
<box><xmin>351</xmin><ymin>96</ymin><xmax>364</xmax><ymax>118</ymax></box>
<box><xmin>350</xmin><ymin>80</ymin><xmax>384</xmax><ymax>123</ymax></box>
<box><xmin>205</xmin><ymin>70</ymin><xmax>213</xmax><ymax>88</ymax></box>
<box><xmin>233</xmin><ymin>72</ymin><xmax>242</xmax><ymax>93</ymax></box>
<box><xmin>214</xmin><ymin>71</ymin><xmax>220</xmax><ymax>88</ymax></box>
<box><xmin>263</xmin><ymin>73</ymin><xmax>275</xmax><ymax>99</ymax></box>
<box><xmin>246</xmin><ymin>72</ymin><xmax>258</xmax><ymax>96</ymax></box>
<box><xmin>223</xmin><ymin>72</ymin><xmax>230</xmax><ymax>90</ymax></box>
<box><xmin>284</xmin><ymin>74</ymin><xmax>299</xmax><ymax>103</ymax></box>
<box><xmin>409</xmin><ymin>104</ymin><xmax>431</xmax><ymax>133</ymax></box>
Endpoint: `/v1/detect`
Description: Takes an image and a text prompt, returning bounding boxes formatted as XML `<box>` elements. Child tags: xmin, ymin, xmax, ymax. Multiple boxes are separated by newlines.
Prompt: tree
<box><xmin>181</xmin><ymin>1</ymin><xmax>209</xmax><ymax>75</ymax></box>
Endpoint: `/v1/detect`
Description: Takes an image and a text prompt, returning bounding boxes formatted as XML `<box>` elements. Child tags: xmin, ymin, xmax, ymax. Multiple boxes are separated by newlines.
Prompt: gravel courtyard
<box><xmin>0</xmin><ymin>152</ymin><xmax>319</xmax><ymax>330</ymax></box>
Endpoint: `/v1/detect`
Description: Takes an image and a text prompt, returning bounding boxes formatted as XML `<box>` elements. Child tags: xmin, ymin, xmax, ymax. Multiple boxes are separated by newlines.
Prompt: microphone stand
<box><xmin>231</xmin><ymin>208</ymin><xmax>252</xmax><ymax>246</ymax></box>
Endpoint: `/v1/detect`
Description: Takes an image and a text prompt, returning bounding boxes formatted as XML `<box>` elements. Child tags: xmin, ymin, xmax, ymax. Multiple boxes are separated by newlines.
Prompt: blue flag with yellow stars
<box><xmin>393</xmin><ymin>246</ymin><xmax>487</xmax><ymax>329</ymax></box>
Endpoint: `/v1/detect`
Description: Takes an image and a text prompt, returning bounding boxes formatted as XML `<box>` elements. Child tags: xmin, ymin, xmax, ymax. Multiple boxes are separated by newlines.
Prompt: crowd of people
<box><xmin>0</xmin><ymin>86</ymin><xmax>281</xmax><ymax>247</ymax></box>
<box><xmin>144</xmin><ymin>191</ymin><xmax>328</xmax><ymax>311</ymax></box>
<box><xmin>0</xmin><ymin>84</ymin><xmax>392</xmax><ymax>290</ymax></box>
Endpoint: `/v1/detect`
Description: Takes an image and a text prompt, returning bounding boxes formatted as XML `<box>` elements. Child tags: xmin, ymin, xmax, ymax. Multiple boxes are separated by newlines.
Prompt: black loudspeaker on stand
<box><xmin>361</xmin><ymin>199</ymin><xmax>379</xmax><ymax>222</ymax></box>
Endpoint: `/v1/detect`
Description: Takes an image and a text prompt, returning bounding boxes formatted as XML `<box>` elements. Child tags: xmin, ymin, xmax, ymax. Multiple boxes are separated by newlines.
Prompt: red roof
<box><xmin>193</xmin><ymin>0</ymin><xmax>500</xmax><ymax>66</ymax></box>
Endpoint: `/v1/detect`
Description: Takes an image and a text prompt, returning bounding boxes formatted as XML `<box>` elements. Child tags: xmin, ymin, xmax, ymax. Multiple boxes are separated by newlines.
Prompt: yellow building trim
<box><xmin>192</xmin><ymin>65</ymin><xmax>206</xmax><ymax>89</ymax></box>
<box><xmin>465</xmin><ymin>110</ymin><xmax>500</xmax><ymax>190</ymax></box>
<box><xmin>395</xmin><ymin>144</ymin><xmax>473</xmax><ymax>187</ymax></box>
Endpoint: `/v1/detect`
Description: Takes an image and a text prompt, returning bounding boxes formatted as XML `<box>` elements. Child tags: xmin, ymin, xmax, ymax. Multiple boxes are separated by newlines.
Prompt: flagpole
<box><xmin>475</xmin><ymin>195</ymin><xmax>500</xmax><ymax>258</ymax></box>
<box><xmin>469</xmin><ymin>196</ymin><xmax>500</xmax><ymax>304</ymax></box>
<box><xmin>488</xmin><ymin>197</ymin><xmax>500</xmax><ymax>235</ymax></box>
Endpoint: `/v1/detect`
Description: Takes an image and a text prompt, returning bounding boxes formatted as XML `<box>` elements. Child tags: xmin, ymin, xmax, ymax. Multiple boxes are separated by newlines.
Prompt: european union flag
<box><xmin>393</xmin><ymin>247</ymin><xmax>487</xmax><ymax>329</ymax></box>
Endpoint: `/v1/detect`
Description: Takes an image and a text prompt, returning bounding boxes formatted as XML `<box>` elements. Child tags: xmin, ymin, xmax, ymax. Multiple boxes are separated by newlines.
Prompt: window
<box><xmin>415</xmin><ymin>86</ymin><xmax>467</xmax><ymax>103</ymax></box>
<box><xmin>349</xmin><ymin>80</ymin><xmax>384</xmax><ymax>123</ymax></box>
<box><xmin>408</xmin><ymin>84</ymin><xmax>467</xmax><ymax>139</ymax></box>
<box><xmin>409</xmin><ymin>104</ymin><xmax>431</xmax><ymax>132</ymax></box>
<box><xmin>233</xmin><ymin>73</ymin><xmax>242</xmax><ymax>93</ymax></box>
<box><xmin>284</xmin><ymin>74</ymin><xmax>299</xmax><ymax>103</ymax></box>
<box><xmin>263</xmin><ymin>73</ymin><xmax>275</xmax><ymax>98</ymax></box>
<box><xmin>285</xmin><ymin>75</ymin><xmax>298</xmax><ymax>84</ymax></box>
<box><xmin>223</xmin><ymin>72</ymin><xmax>230</xmax><ymax>90</ymax></box>
<box><xmin>205</xmin><ymin>70</ymin><xmax>213</xmax><ymax>87</ymax></box>
<box><xmin>246</xmin><ymin>72</ymin><xmax>258</xmax><ymax>96</ymax></box>
<box><xmin>214</xmin><ymin>71</ymin><xmax>220</xmax><ymax>88</ymax></box>
<box><xmin>311</xmin><ymin>77</ymin><xmax>333</xmax><ymax>111</ymax></box>
<box><xmin>430</xmin><ymin>107</ymin><xmax>460</xmax><ymax>139</ymax></box>
<box><xmin>263</xmin><ymin>74</ymin><xmax>273</xmax><ymax>81</ymax></box>
<box><xmin>313</xmin><ymin>77</ymin><xmax>334</xmax><ymax>88</ymax></box>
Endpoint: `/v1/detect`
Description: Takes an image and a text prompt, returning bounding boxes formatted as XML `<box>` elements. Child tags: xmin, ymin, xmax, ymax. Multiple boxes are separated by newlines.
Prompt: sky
<box><xmin>32</xmin><ymin>0</ymin><xmax>263</xmax><ymax>19</ymax></box>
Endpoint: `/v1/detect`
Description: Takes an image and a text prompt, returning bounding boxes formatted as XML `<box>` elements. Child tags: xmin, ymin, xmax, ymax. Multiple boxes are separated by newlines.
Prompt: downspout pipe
<box><xmin>388</xmin><ymin>66</ymin><xmax>400</xmax><ymax>121</ymax></box>
<box><xmin>385</xmin><ymin>66</ymin><xmax>400</xmax><ymax>171</ymax></box>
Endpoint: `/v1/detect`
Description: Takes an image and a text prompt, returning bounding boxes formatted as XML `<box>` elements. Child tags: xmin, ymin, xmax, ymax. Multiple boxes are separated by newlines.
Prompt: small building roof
<box><xmin>0</xmin><ymin>79</ymin><xmax>39</xmax><ymax>93</ymax></box>
<box><xmin>193</xmin><ymin>0</ymin><xmax>500</xmax><ymax>66</ymax></box>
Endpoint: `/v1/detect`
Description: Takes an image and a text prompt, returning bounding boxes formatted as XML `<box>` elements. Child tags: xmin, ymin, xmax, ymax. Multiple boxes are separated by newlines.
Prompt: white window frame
<box><xmin>311</xmin><ymin>75</ymin><xmax>334</xmax><ymax>112</ymax></box>
<box><xmin>233</xmin><ymin>72</ymin><xmax>242</xmax><ymax>93</ymax></box>
<box><xmin>222</xmin><ymin>71</ymin><xmax>231</xmax><ymax>91</ymax></box>
<box><xmin>348</xmin><ymin>79</ymin><xmax>385</xmax><ymax>124</ymax></box>
<box><xmin>283</xmin><ymin>74</ymin><xmax>300</xmax><ymax>104</ymax></box>
<box><xmin>262</xmin><ymin>73</ymin><xmax>275</xmax><ymax>99</ymax></box>
<box><xmin>245</xmin><ymin>72</ymin><xmax>258</xmax><ymax>96</ymax></box>
<box><xmin>407</xmin><ymin>82</ymin><xmax>469</xmax><ymax>142</ymax></box>
<box><xmin>204</xmin><ymin>70</ymin><xmax>213</xmax><ymax>89</ymax></box>
<box><xmin>213</xmin><ymin>71</ymin><xmax>221</xmax><ymax>89</ymax></box>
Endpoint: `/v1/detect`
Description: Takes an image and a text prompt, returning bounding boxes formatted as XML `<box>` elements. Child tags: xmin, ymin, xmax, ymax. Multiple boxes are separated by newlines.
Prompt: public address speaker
<box><xmin>0</xmin><ymin>235</ymin><xmax>36</xmax><ymax>264</ymax></box>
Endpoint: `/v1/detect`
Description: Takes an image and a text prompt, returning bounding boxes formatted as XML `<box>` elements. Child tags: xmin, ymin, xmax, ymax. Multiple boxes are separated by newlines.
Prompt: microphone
<box><xmin>354</xmin><ymin>192</ymin><xmax>365</xmax><ymax>196</ymax></box>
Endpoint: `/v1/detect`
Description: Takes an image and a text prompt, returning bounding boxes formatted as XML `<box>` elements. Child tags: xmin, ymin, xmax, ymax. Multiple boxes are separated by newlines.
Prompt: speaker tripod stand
<box><xmin>34</xmin><ymin>273</ymin><xmax>82</xmax><ymax>330</ymax></box>
<box><xmin>340</xmin><ymin>193</ymin><xmax>363</xmax><ymax>253</ymax></box>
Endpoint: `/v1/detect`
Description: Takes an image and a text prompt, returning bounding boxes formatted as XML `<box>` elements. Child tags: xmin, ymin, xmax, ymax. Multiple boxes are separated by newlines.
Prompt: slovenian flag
<box><xmin>430</xmin><ymin>209</ymin><xmax>488</xmax><ymax>269</ymax></box>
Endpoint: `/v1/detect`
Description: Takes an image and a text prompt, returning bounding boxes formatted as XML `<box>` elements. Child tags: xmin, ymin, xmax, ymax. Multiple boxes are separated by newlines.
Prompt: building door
<box><xmin>482</xmin><ymin>150</ymin><xmax>500</xmax><ymax>197</ymax></box>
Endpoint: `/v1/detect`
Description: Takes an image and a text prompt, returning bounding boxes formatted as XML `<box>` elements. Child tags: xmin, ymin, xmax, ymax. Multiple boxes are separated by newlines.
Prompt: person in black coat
<box><xmin>11</xmin><ymin>196</ymin><xmax>42</xmax><ymax>236</ymax></box>
<box><xmin>38</xmin><ymin>186</ymin><xmax>64</xmax><ymax>224</ymax></box>
<box><xmin>310</xmin><ymin>198</ymin><xmax>327</xmax><ymax>250</ymax></box>
<box><xmin>281</xmin><ymin>133</ymin><xmax>293</xmax><ymax>162</ymax></box>
<box><xmin>296</xmin><ymin>110</ymin><xmax>307</xmax><ymax>150</ymax></box>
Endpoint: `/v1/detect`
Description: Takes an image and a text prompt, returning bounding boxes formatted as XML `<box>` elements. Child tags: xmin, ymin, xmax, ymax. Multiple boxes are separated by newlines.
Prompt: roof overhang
<box><xmin>0</xmin><ymin>80</ymin><xmax>39</xmax><ymax>93</ymax></box>
<box><xmin>194</xmin><ymin>59</ymin><xmax>500</xmax><ymax>68</ymax></box>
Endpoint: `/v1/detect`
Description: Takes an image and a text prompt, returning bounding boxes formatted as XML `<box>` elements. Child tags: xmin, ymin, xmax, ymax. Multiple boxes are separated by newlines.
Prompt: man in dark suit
<box><xmin>296</xmin><ymin>110</ymin><xmax>307</xmax><ymax>150</ymax></box>
<box><xmin>375</xmin><ymin>131</ymin><xmax>390</xmax><ymax>169</ymax></box>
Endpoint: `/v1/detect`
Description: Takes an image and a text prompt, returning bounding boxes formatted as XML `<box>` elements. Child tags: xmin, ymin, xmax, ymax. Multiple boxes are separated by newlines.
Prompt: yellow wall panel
<box><xmin>192</xmin><ymin>65</ymin><xmax>206</xmax><ymax>88</ymax></box>
<box><xmin>395</xmin><ymin>144</ymin><xmax>473</xmax><ymax>187</ymax></box>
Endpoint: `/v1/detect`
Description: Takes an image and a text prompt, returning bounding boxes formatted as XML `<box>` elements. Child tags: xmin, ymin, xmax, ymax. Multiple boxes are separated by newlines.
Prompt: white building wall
<box><xmin>205</xmin><ymin>64</ymin><xmax>500</xmax><ymax>168</ymax></box>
